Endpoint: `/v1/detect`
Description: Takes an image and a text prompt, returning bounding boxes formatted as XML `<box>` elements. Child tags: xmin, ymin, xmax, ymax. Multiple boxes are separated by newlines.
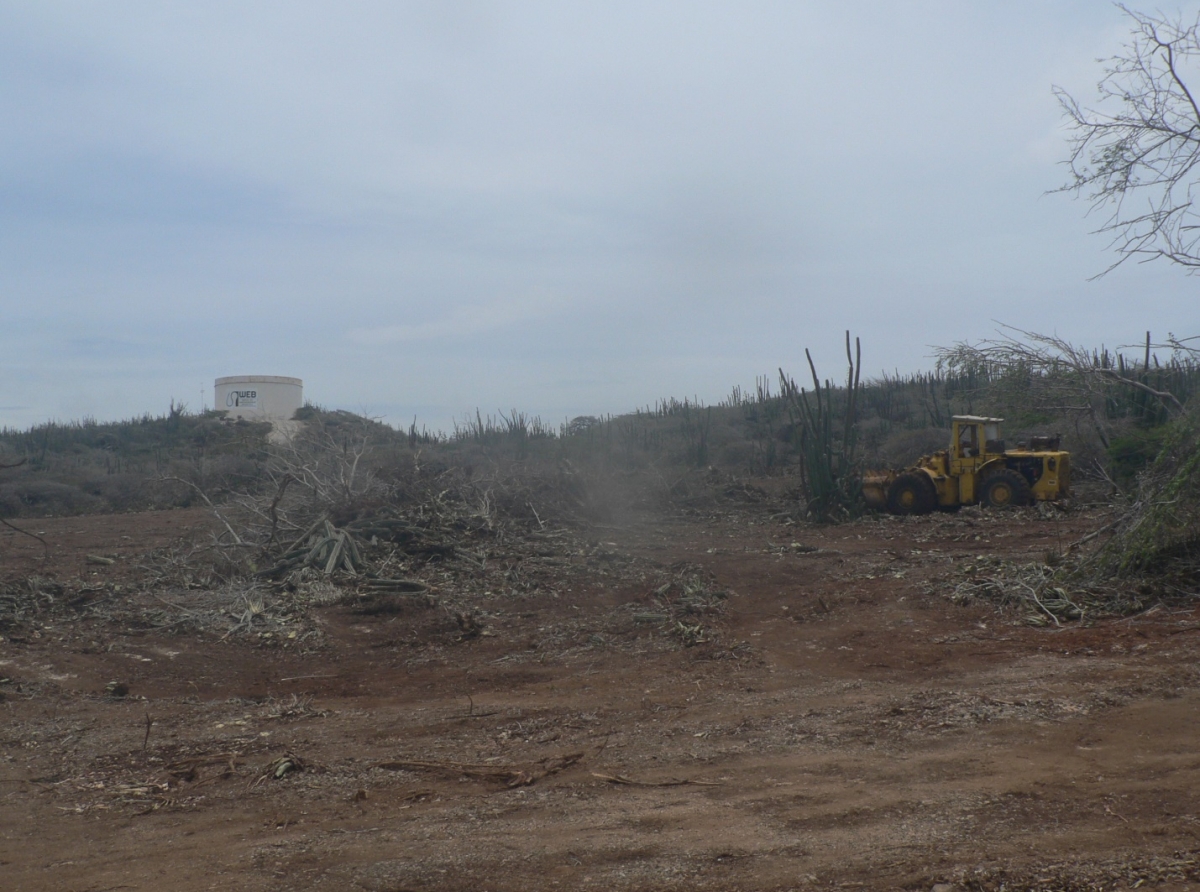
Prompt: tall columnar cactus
<box><xmin>781</xmin><ymin>332</ymin><xmax>863</xmax><ymax>523</ymax></box>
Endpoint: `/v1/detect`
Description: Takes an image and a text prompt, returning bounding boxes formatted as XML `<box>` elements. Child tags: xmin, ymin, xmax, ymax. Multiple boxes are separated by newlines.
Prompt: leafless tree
<box><xmin>1056</xmin><ymin>5</ymin><xmax>1200</xmax><ymax>273</ymax></box>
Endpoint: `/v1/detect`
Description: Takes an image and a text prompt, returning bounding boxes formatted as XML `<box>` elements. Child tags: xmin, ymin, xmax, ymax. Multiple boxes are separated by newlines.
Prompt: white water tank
<box><xmin>214</xmin><ymin>375</ymin><xmax>303</xmax><ymax>421</ymax></box>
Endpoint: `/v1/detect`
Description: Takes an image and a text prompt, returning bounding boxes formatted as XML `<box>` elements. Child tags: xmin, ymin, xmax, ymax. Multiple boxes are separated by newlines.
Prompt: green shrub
<box><xmin>1096</xmin><ymin>412</ymin><xmax>1200</xmax><ymax>580</ymax></box>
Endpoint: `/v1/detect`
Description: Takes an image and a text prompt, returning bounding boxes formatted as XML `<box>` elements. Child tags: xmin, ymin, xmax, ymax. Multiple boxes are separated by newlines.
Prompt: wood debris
<box><xmin>590</xmin><ymin>772</ymin><xmax>722</xmax><ymax>787</ymax></box>
<box><xmin>376</xmin><ymin>751</ymin><xmax>585</xmax><ymax>788</ymax></box>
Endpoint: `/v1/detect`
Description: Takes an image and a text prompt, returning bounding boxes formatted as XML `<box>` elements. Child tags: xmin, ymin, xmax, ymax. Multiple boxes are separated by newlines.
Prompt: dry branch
<box><xmin>0</xmin><ymin>517</ymin><xmax>48</xmax><ymax>552</ymax></box>
<box><xmin>590</xmin><ymin>772</ymin><xmax>722</xmax><ymax>787</ymax></box>
<box><xmin>376</xmin><ymin>752</ymin><xmax>585</xmax><ymax>788</ymax></box>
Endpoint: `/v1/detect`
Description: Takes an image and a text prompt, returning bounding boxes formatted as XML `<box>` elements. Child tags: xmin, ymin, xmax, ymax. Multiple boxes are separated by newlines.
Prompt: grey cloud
<box><xmin>0</xmin><ymin>2</ymin><xmax>1194</xmax><ymax>433</ymax></box>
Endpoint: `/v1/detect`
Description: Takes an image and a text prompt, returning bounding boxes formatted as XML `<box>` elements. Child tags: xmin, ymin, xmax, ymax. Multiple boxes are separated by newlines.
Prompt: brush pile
<box><xmin>945</xmin><ymin>557</ymin><xmax>1102</xmax><ymax>624</ymax></box>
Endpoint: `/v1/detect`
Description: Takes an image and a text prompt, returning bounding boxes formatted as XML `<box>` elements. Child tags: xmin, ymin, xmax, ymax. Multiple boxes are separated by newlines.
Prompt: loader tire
<box><xmin>887</xmin><ymin>473</ymin><xmax>937</xmax><ymax>515</ymax></box>
<box><xmin>980</xmin><ymin>468</ymin><xmax>1031</xmax><ymax>509</ymax></box>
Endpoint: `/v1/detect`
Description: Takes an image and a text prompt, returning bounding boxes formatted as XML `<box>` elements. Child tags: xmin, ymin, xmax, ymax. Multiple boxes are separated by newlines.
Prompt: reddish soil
<box><xmin>3</xmin><ymin>503</ymin><xmax>1200</xmax><ymax>891</ymax></box>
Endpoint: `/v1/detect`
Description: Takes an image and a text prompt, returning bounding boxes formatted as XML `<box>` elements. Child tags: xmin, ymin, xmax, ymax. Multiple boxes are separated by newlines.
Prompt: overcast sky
<box><xmin>1</xmin><ymin>1</ymin><xmax>1196</xmax><ymax>433</ymax></box>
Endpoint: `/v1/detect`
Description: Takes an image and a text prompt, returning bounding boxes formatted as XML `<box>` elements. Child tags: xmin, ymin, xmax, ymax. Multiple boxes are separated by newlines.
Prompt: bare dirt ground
<box><xmin>3</xmin><ymin>500</ymin><xmax>1200</xmax><ymax>891</ymax></box>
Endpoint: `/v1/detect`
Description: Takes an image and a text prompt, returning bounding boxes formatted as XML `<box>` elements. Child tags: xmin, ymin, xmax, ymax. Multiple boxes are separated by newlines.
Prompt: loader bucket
<box><xmin>861</xmin><ymin>471</ymin><xmax>895</xmax><ymax>511</ymax></box>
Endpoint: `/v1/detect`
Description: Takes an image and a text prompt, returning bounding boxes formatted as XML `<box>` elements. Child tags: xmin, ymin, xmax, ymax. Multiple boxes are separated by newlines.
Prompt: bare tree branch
<box><xmin>0</xmin><ymin>458</ymin><xmax>47</xmax><ymax>554</ymax></box>
<box><xmin>162</xmin><ymin>476</ymin><xmax>246</xmax><ymax>546</ymax></box>
<box><xmin>935</xmin><ymin>325</ymin><xmax>1196</xmax><ymax>452</ymax></box>
<box><xmin>0</xmin><ymin>516</ymin><xmax>49</xmax><ymax>554</ymax></box>
<box><xmin>1094</xmin><ymin>366</ymin><xmax>1186</xmax><ymax>413</ymax></box>
<box><xmin>1055</xmin><ymin>5</ymin><xmax>1200</xmax><ymax>272</ymax></box>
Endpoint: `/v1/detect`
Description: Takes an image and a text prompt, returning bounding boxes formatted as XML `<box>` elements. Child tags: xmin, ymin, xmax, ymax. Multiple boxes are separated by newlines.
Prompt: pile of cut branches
<box><xmin>119</xmin><ymin>415</ymin><xmax>622</xmax><ymax>642</ymax></box>
<box><xmin>632</xmin><ymin>563</ymin><xmax>731</xmax><ymax>646</ymax></box>
<box><xmin>178</xmin><ymin>414</ymin><xmax>581</xmax><ymax>587</ymax></box>
<box><xmin>258</xmin><ymin>518</ymin><xmax>368</xmax><ymax>578</ymax></box>
<box><xmin>945</xmin><ymin>557</ymin><xmax>1097</xmax><ymax>624</ymax></box>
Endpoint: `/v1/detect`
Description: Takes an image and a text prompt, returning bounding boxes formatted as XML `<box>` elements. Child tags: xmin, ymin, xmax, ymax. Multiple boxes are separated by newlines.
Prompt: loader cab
<box><xmin>950</xmin><ymin>416</ymin><xmax>1003</xmax><ymax>462</ymax></box>
<box><xmin>949</xmin><ymin>416</ymin><xmax>1004</xmax><ymax>504</ymax></box>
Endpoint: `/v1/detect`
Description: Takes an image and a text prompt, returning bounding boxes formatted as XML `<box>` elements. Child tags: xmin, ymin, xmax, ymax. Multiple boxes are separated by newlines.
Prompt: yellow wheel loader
<box><xmin>862</xmin><ymin>416</ymin><xmax>1070</xmax><ymax>515</ymax></box>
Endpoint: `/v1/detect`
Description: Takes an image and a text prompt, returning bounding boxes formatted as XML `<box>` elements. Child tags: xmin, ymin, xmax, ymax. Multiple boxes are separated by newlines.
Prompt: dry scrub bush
<box><xmin>0</xmin><ymin>480</ymin><xmax>105</xmax><ymax>517</ymax></box>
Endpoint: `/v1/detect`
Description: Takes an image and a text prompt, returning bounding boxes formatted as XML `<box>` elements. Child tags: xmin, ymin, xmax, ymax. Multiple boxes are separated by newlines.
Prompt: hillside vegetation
<box><xmin>2</xmin><ymin>334</ymin><xmax>1196</xmax><ymax>521</ymax></box>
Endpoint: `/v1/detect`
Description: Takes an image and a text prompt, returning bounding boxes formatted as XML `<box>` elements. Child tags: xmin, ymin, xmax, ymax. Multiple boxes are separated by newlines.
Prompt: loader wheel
<box><xmin>887</xmin><ymin>473</ymin><xmax>936</xmax><ymax>515</ymax></box>
<box><xmin>980</xmin><ymin>468</ymin><xmax>1031</xmax><ymax>509</ymax></box>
